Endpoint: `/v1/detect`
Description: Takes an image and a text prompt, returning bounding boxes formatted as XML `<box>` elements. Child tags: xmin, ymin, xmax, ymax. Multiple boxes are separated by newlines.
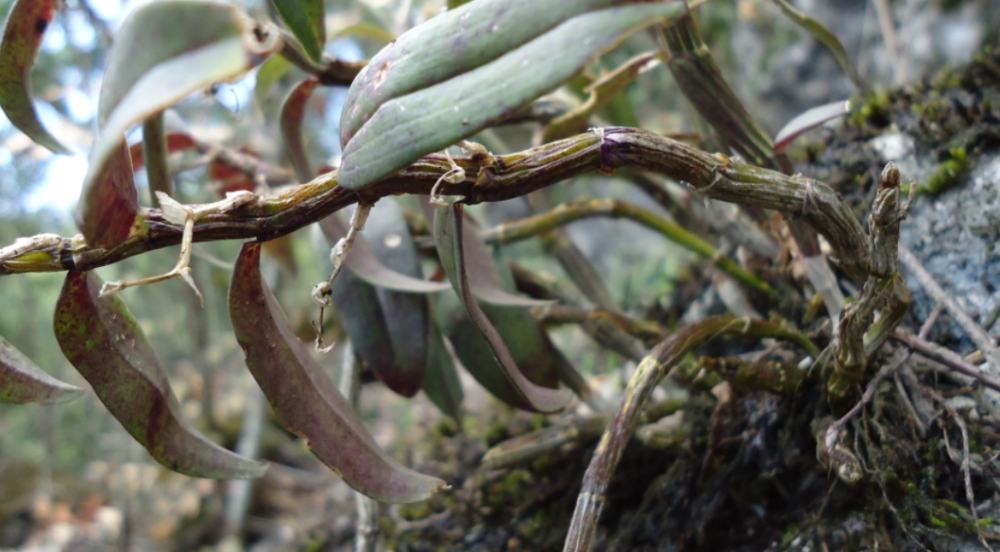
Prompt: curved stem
<box><xmin>0</xmin><ymin>128</ymin><xmax>867</xmax><ymax>280</ymax></box>
<box><xmin>482</xmin><ymin>197</ymin><xmax>776</xmax><ymax>295</ymax></box>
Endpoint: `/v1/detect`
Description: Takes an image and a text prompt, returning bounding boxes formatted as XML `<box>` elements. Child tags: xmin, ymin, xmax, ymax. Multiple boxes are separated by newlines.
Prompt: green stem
<box><xmin>483</xmin><ymin>198</ymin><xmax>776</xmax><ymax>296</ymax></box>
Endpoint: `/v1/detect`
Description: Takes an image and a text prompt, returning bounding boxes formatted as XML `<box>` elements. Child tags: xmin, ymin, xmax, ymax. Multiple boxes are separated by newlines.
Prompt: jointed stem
<box><xmin>0</xmin><ymin>128</ymin><xmax>869</xmax><ymax>283</ymax></box>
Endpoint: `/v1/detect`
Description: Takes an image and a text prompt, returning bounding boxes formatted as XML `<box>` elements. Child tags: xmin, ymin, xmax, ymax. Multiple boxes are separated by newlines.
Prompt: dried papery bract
<box><xmin>53</xmin><ymin>270</ymin><xmax>267</xmax><ymax>479</ymax></box>
<box><xmin>229</xmin><ymin>242</ymin><xmax>446</xmax><ymax>502</ymax></box>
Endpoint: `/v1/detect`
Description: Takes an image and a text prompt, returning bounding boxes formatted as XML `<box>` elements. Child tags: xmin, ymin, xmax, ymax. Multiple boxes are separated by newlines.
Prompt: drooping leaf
<box><xmin>75</xmin><ymin>139</ymin><xmax>139</xmax><ymax>250</ymax></box>
<box><xmin>0</xmin><ymin>334</ymin><xmax>83</xmax><ymax>404</ymax></box>
<box><xmin>271</xmin><ymin>0</ymin><xmax>326</xmax><ymax>63</ymax></box>
<box><xmin>320</xmin><ymin>201</ymin><xmax>448</xmax><ymax>397</ymax></box>
<box><xmin>54</xmin><ymin>270</ymin><xmax>267</xmax><ymax>479</ymax></box>
<box><xmin>422</xmin><ymin>321</ymin><xmax>463</xmax><ymax>421</ymax></box>
<box><xmin>432</xmin><ymin>201</ymin><xmax>571</xmax><ymax>413</ymax></box>
<box><xmin>773</xmin><ymin>100</ymin><xmax>850</xmax><ymax>153</ymax></box>
<box><xmin>0</xmin><ymin>0</ymin><xmax>71</xmax><ymax>154</ymax></box>
<box><xmin>280</xmin><ymin>77</ymin><xmax>320</xmax><ymax>182</ymax></box>
<box><xmin>319</xmin><ymin>213</ymin><xmax>451</xmax><ymax>294</ymax></box>
<box><xmin>338</xmin><ymin>2</ymin><xmax>683</xmax><ymax>190</ymax></box>
<box><xmin>80</xmin><ymin>0</ymin><xmax>279</xmax><ymax>248</ymax></box>
<box><xmin>229</xmin><ymin>242</ymin><xmax>446</xmax><ymax>502</ymax></box>
<box><xmin>770</xmin><ymin>0</ymin><xmax>864</xmax><ymax>89</ymax></box>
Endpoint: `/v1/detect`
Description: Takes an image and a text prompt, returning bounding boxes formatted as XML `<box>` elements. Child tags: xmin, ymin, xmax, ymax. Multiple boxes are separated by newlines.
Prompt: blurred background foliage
<box><xmin>0</xmin><ymin>0</ymin><xmax>996</xmax><ymax>550</ymax></box>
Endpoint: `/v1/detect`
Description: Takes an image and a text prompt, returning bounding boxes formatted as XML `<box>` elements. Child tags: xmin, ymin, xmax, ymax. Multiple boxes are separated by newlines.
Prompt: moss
<box><xmin>850</xmin><ymin>90</ymin><xmax>892</xmax><ymax>128</ymax></box>
<box><xmin>920</xmin><ymin>147</ymin><xmax>969</xmax><ymax>195</ymax></box>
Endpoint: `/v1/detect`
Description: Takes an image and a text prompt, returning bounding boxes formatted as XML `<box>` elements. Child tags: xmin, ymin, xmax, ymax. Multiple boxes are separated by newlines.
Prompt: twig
<box><xmin>0</xmin><ymin>128</ymin><xmax>870</xmax><ymax>282</ymax></box>
<box><xmin>891</xmin><ymin>330</ymin><xmax>1000</xmax><ymax>393</ymax></box>
<box><xmin>338</xmin><ymin>345</ymin><xmax>381</xmax><ymax>552</ymax></box>
<box><xmin>899</xmin><ymin>245</ymin><xmax>1000</xmax><ymax>374</ymax></box>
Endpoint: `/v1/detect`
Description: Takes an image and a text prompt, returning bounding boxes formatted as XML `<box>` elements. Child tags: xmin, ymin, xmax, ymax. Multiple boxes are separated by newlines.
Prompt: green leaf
<box><xmin>54</xmin><ymin>270</ymin><xmax>266</xmax><ymax>479</ymax></box>
<box><xmin>229</xmin><ymin>242</ymin><xmax>445</xmax><ymax>502</ymax></box>
<box><xmin>422</xmin><ymin>321</ymin><xmax>463</xmax><ymax>421</ymax></box>
<box><xmin>0</xmin><ymin>334</ymin><xmax>83</xmax><ymax>404</ymax></box>
<box><xmin>0</xmin><ymin>0</ymin><xmax>71</xmax><ymax>154</ymax></box>
<box><xmin>253</xmin><ymin>54</ymin><xmax>293</xmax><ymax>108</ymax></box>
<box><xmin>432</xmin><ymin>201</ymin><xmax>571</xmax><ymax>413</ymax></box>
<box><xmin>279</xmin><ymin>77</ymin><xmax>320</xmax><ymax>182</ymax></box>
<box><xmin>770</xmin><ymin>0</ymin><xmax>864</xmax><ymax>90</ymax></box>
<box><xmin>340</xmin><ymin>0</ymin><xmax>628</xmax><ymax>146</ymax></box>
<box><xmin>80</xmin><ymin>0</ymin><xmax>279</xmax><ymax>248</ymax></box>
<box><xmin>330</xmin><ymin>22</ymin><xmax>395</xmax><ymax>45</ymax></box>
<box><xmin>271</xmin><ymin>0</ymin><xmax>326</xmax><ymax>63</ymax></box>
<box><xmin>338</xmin><ymin>2</ymin><xmax>683</xmax><ymax>190</ymax></box>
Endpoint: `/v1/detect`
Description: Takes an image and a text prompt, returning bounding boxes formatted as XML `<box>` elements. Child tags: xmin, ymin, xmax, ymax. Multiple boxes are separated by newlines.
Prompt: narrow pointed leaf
<box><xmin>770</xmin><ymin>0</ymin><xmax>863</xmax><ymax>89</ymax></box>
<box><xmin>320</xmin><ymin>214</ymin><xmax>451</xmax><ymax>293</ymax></box>
<box><xmin>280</xmin><ymin>77</ymin><xmax>320</xmax><ymax>182</ymax></box>
<box><xmin>271</xmin><ymin>0</ymin><xmax>325</xmax><ymax>63</ymax></box>
<box><xmin>341</xmin><ymin>0</ymin><xmax>630</xmax><ymax>145</ymax></box>
<box><xmin>229</xmin><ymin>242</ymin><xmax>445</xmax><ymax>502</ymax></box>
<box><xmin>422</xmin><ymin>199</ymin><xmax>550</xmax><ymax>307</ymax></box>
<box><xmin>338</xmin><ymin>3</ymin><xmax>683</xmax><ymax>190</ymax></box>
<box><xmin>54</xmin><ymin>270</ymin><xmax>266</xmax><ymax>479</ymax></box>
<box><xmin>253</xmin><ymin>54</ymin><xmax>293</xmax><ymax>107</ymax></box>
<box><xmin>774</xmin><ymin>100</ymin><xmax>850</xmax><ymax>153</ymax></box>
<box><xmin>320</xmin><ymin>203</ymin><xmax>445</xmax><ymax>396</ymax></box>
<box><xmin>543</xmin><ymin>51</ymin><xmax>658</xmax><ymax>141</ymax></box>
<box><xmin>422</xmin><ymin>322</ymin><xmax>463</xmax><ymax>420</ymax></box>
<box><xmin>82</xmin><ymin>0</ymin><xmax>279</xmax><ymax>247</ymax></box>
<box><xmin>0</xmin><ymin>0</ymin><xmax>71</xmax><ymax>154</ymax></box>
<box><xmin>433</xmin><ymin>202</ymin><xmax>571</xmax><ymax>413</ymax></box>
<box><xmin>0</xmin><ymin>334</ymin><xmax>83</xmax><ymax>404</ymax></box>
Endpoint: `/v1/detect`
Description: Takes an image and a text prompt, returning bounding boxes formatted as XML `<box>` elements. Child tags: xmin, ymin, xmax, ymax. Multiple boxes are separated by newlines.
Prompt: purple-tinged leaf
<box><xmin>81</xmin><ymin>0</ymin><xmax>280</xmax><ymax>248</ymax></box>
<box><xmin>280</xmin><ymin>77</ymin><xmax>320</xmax><ymax>182</ymax></box>
<box><xmin>320</xmin><ymin>202</ymin><xmax>447</xmax><ymax>396</ymax></box>
<box><xmin>774</xmin><ymin>100</ymin><xmax>850</xmax><ymax>153</ymax></box>
<box><xmin>75</xmin><ymin>139</ymin><xmax>139</xmax><ymax>250</ymax></box>
<box><xmin>271</xmin><ymin>0</ymin><xmax>325</xmax><ymax>63</ymax></box>
<box><xmin>0</xmin><ymin>334</ymin><xmax>83</xmax><ymax>404</ymax></box>
<box><xmin>433</xmin><ymin>202</ymin><xmax>571</xmax><ymax>413</ymax></box>
<box><xmin>229</xmin><ymin>242</ymin><xmax>446</xmax><ymax>502</ymax></box>
<box><xmin>129</xmin><ymin>132</ymin><xmax>199</xmax><ymax>171</ymax></box>
<box><xmin>0</xmin><ymin>0</ymin><xmax>71</xmax><ymax>154</ymax></box>
<box><xmin>54</xmin><ymin>270</ymin><xmax>266</xmax><ymax>479</ymax></box>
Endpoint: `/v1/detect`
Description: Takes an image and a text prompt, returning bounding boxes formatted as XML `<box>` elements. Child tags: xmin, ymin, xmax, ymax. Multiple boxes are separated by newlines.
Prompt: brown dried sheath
<box><xmin>228</xmin><ymin>242</ymin><xmax>445</xmax><ymax>502</ymax></box>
